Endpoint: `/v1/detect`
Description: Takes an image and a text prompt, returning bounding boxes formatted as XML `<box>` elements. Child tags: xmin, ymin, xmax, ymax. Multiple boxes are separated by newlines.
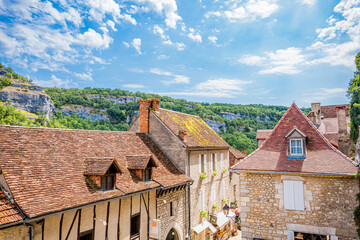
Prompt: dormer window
<box><xmin>126</xmin><ymin>155</ymin><xmax>157</xmax><ymax>182</ymax></box>
<box><xmin>83</xmin><ymin>157</ymin><xmax>122</xmax><ymax>191</ymax></box>
<box><xmin>285</xmin><ymin>126</ymin><xmax>307</xmax><ymax>159</ymax></box>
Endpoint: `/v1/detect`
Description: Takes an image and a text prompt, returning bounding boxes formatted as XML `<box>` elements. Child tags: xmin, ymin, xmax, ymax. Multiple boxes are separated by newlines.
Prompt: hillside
<box><xmin>0</xmin><ymin>64</ymin><xmax>310</xmax><ymax>154</ymax></box>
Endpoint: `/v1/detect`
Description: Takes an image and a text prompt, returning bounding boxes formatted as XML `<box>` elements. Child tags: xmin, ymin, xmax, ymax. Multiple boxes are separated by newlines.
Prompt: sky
<box><xmin>0</xmin><ymin>0</ymin><xmax>359</xmax><ymax>107</ymax></box>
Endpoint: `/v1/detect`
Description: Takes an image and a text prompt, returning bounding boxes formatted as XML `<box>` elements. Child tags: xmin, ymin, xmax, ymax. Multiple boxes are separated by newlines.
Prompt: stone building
<box><xmin>129</xmin><ymin>99</ymin><xmax>234</xmax><ymax>240</ymax></box>
<box><xmin>0</xmin><ymin>125</ymin><xmax>192</xmax><ymax>240</ymax></box>
<box><xmin>231</xmin><ymin>103</ymin><xmax>359</xmax><ymax>240</ymax></box>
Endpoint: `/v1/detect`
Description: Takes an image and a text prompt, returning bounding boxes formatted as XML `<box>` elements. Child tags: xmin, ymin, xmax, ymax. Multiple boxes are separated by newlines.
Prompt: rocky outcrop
<box><xmin>59</xmin><ymin>105</ymin><xmax>109</xmax><ymax>121</ymax></box>
<box><xmin>206</xmin><ymin>120</ymin><xmax>226</xmax><ymax>133</ymax></box>
<box><xmin>0</xmin><ymin>79</ymin><xmax>55</xmax><ymax>116</ymax></box>
<box><xmin>88</xmin><ymin>95</ymin><xmax>138</xmax><ymax>104</ymax></box>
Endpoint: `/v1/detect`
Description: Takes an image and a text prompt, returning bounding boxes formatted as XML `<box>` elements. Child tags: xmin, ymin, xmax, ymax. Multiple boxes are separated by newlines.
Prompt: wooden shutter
<box><xmin>199</xmin><ymin>155</ymin><xmax>202</xmax><ymax>174</ymax></box>
<box><xmin>204</xmin><ymin>154</ymin><xmax>207</xmax><ymax>173</ymax></box>
<box><xmin>283</xmin><ymin>180</ymin><xmax>294</xmax><ymax>210</ymax></box>
<box><xmin>293</xmin><ymin>181</ymin><xmax>304</xmax><ymax>210</ymax></box>
<box><xmin>210</xmin><ymin>154</ymin><xmax>213</xmax><ymax>172</ymax></box>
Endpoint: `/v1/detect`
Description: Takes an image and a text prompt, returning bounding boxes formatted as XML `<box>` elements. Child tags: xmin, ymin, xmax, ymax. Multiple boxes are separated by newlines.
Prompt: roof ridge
<box><xmin>292</xmin><ymin>104</ymin><xmax>358</xmax><ymax>167</ymax></box>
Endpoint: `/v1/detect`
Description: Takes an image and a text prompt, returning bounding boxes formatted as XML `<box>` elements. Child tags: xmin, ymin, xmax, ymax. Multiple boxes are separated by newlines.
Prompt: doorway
<box><xmin>166</xmin><ymin>228</ymin><xmax>179</xmax><ymax>240</ymax></box>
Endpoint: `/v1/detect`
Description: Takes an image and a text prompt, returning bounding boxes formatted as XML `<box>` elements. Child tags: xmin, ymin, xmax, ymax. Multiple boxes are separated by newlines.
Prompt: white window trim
<box><xmin>289</xmin><ymin>139</ymin><xmax>303</xmax><ymax>156</ymax></box>
<box><xmin>221</xmin><ymin>180</ymin><xmax>225</xmax><ymax>200</ymax></box>
<box><xmin>220</xmin><ymin>153</ymin><xmax>224</xmax><ymax>169</ymax></box>
<box><xmin>283</xmin><ymin>180</ymin><xmax>305</xmax><ymax>211</ymax></box>
<box><xmin>211</xmin><ymin>186</ymin><xmax>216</xmax><ymax>204</ymax></box>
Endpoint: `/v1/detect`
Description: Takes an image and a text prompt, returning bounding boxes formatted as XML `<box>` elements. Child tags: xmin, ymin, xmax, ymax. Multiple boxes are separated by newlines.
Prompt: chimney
<box><xmin>311</xmin><ymin>102</ymin><xmax>321</xmax><ymax>126</ymax></box>
<box><xmin>336</xmin><ymin>105</ymin><xmax>349</xmax><ymax>156</ymax></box>
<box><xmin>308</xmin><ymin>111</ymin><xmax>316</xmax><ymax>125</ymax></box>
<box><xmin>179</xmin><ymin>130</ymin><xmax>188</xmax><ymax>142</ymax></box>
<box><xmin>139</xmin><ymin>98</ymin><xmax>161</xmax><ymax>133</ymax></box>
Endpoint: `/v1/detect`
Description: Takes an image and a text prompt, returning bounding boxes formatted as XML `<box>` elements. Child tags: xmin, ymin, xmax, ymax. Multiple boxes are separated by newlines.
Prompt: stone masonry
<box><xmin>238</xmin><ymin>173</ymin><xmax>359</xmax><ymax>240</ymax></box>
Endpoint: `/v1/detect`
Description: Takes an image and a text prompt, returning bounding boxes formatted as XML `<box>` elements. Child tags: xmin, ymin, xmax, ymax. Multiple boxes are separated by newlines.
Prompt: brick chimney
<box><xmin>308</xmin><ymin>111</ymin><xmax>316</xmax><ymax>125</ymax></box>
<box><xmin>336</xmin><ymin>105</ymin><xmax>349</xmax><ymax>156</ymax></box>
<box><xmin>139</xmin><ymin>98</ymin><xmax>160</xmax><ymax>133</ymax></box>
<box><xmin>179</xmin><ymin>130</ymin><xmax>188</xmax><ymax>142</ymax></box>
<box><xmin>311</xmin><ymin>102</ymin><xmax>321</xmax><ymax>126</ymax></box>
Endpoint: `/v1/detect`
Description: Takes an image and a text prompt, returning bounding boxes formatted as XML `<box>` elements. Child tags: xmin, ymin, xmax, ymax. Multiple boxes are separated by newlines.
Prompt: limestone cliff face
<box><xmin>59</xmin><ymin>105</ymin><xmax>109</xmax><ymax>121</ymax></box>
<box><xmin>0</xmin><ymin>79</ymin><xmax>55</xmax><ymax>116</ymax></box>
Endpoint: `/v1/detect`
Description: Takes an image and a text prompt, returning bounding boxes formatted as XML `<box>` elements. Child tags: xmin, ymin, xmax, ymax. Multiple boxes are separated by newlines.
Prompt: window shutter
<box><xmin>283</xmin><ymin>180</ymin><xmax>295</xmax><ymax>210</ymax></box>
<box><xmin>200</xmin><ymin>189</ymin><xmax>204</xmax><ymax>210</ymax></box>
<box><xmin>211</xmin><ymin>186</ymin><xmax>215</xmax><ymax>204</ymax></box>
<box><xmin>210</xmin><ymin>154</ymin><xmax>213</xmax><ymax>172</ymax></box>
<box><xmin>199</xmin><ymin>155</ymin><xmax>202</xmax><ymax>174</ymax></box>
<box><xmin>302</xmin><ymin>139</ymin><xmax>306</xmax><ymax>156</ymax></box>
<box><xmin>293</xmin><ymin>181</ymin><xmax>304</xmax><ymax>210</ymax></box>
<box><xmin>204</xmin><ymin>154</ymin><xmax>207</xmax><ymax>173</ymax></box>
<box><xmin>214</xmin><ymin>153</ymin><xmax>217</xmax><ymax>171</ymax></box>
<box><xmin>220</xmin><ymin>153</ymin><xmax>224</xmax><ymax>169</ymax></box>
<box><xmin>221</xmin><ymin>180</ymin><xmax>225</xmax><ymax>200</ymax></box>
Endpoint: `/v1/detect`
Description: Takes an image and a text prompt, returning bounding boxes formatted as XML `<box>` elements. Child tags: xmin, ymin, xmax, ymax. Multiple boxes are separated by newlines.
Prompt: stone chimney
<box><xmin>308</xmin><ymin>111</ymin><xmax>316</xmax><ymax>125</ymax></box>
<box><xmin>311</xmin><ymin>102</ymin><xmax>321</xmax><ymax>126</ymax></box>
<box><xmin>139</xmin><ymin>98</ymin><xmax>160</xmax><ymax>133</ymax></box>
<box><xmin>179</xmin><ymin>130</ymin><xmax>188</xmax><ymax>142</ymax></box>
<box><xmin>336</xmin><ymin>105</ymin><xmax>349</xmax><ymax>156</ymax></box>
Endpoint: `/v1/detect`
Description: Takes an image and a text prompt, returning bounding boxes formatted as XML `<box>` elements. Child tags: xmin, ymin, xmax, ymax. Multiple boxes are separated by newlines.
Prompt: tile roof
<box><xmin>126</xmin><ymin>155</ymin><xmax>157</xmax><ymax>169</ymax></box>
<box><xmin>83</xmin><ymin>157</ymin><xmax>121</xmax><ymax>175</ymax></box>
<box><xmin>231</xmin><ymin>103</ymin><xmax>358</xmax><ymax>176</ymax></box>
<box><xmin>153</xmin><ymin>109</ymin><xmax>229</xmax><ymax>149</ymax></box>
<box><xmin>256</xmin><ymin>129</ymin><xmax>272</xmax><ymax>140</ymax></box>
<box><xmin>0</xmin><ymin>126</ymin><xmax>192</xmax><ymax>219</ymax></box>
<box><xmin>321</xmin><ymin>104</ymin><xmax>349</xmax><ymax>118</ymax></box>
<box><xmin>229</xmin><ymin>147</ymin><xmax>246</xmax><ymax>167</ymax></box>
<box><xmin>0</xmin><ymin>189</ymin><xmax>24</xmax><ymax>225</ymax></box>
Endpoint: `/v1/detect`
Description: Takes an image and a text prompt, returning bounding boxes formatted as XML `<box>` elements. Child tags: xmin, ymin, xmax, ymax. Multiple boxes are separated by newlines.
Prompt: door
<box><xmin>166</xmin><ymin>228</ymin><xmax>179</xmax><ymax>240</ymax></box>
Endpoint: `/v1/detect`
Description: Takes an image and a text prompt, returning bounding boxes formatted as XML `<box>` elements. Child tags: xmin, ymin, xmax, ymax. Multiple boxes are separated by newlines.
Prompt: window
<box><xmin>220</xmin><ymin>153</ymin><xmax>224</xmax><ymax>169</ymax></box>
<box><xmin>233</xmin><ymin>184</ymin><xmax>236</xmax><ymax>200</ymax></box>
<box><xmin>290</xmin><ymin>139</ymin><xmax>303</xmax><ymax>155</ymax></box>
<box><xmin>79</xmin><ymin>230</ymin><xmax>93</xmax><ymax>240</ymax></box>
<box><xmin>211</xmin><ymin>186</ymin><xmax>216</xmax><ymax>204</ymax></box>
<box><xmin>199</xmin><ymin>189</ymin><xmax>204</xmax><ymax>210</ymax></box>
<box><xmin>283</xmin><ymin>180</ymin><xmax>304</xmax><ymax>211</ymax></box>
<box><xmin>101</xmin><ymin>174</ymin><xmax>115</xmax><ymax>191</ymax></box>
<box><xmin>131</xmin><ymin>214</ymin><xmax>140</xmax><ymax>239</ymax></box>
<box><xmin>199</xmin><ymin>154</ymin><xmax>207</xmax><ymax>174</ymax></box>
<box><xmin>211</xmin><ymin>153</ymin><xmax>217</xmax><ymax>171</ymax></box>
<box><xmin>143</xmin><ymin>168</ymin><xmax>152</xmax><ymax>181</ymax></box>
<box><xmin>221</xmin><ymin>180</ymin><xmax>225</xmax><ymax>200</ymax></box>
<box><xmin>170</xmin><ymin>201</ymin><xmax>174</xmax><ymax>216</ymax></box>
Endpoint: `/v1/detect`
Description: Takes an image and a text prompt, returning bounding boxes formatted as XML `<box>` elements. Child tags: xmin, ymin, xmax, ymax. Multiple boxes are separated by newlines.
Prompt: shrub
<box><xmin>5</xmin><ymin>73</ymin><xmax>12</xmax><ymax>78</ymax></box>
<box><xmin>0</xmin><ymin>77</ymin><xmax>11</xmax><ymax>88</ymax></box>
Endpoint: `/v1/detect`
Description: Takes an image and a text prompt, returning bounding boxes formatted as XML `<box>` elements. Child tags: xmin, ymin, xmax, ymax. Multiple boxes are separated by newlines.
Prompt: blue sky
<box><xmin>0</xmin><ymin>0</ymin><xmax>359</xmax><ymax>107</ymax></box>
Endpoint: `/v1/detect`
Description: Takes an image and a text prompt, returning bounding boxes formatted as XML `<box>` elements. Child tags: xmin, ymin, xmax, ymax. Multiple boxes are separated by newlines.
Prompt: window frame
<box><xmin>143</xmin><ymin>167</ymin><xmax>152</xmax><ymax>182</ymax></box>
<box><xmin>289</xmin><ymin>139</ymin><xmax>304</xmax><ymax>156</ymax></box>
<box><xmin>283</xmin><ymin>180</ymin><xmax>305</xmax><ymax>211</ymax></box>
<box><xmin>79</xmin><ymin>230</ymin><xmax>94</xmax><ymax>240</ymax></box>
<box><xmin>101</xmin><ymin>174</ymin><xmax>115</xmax><ymax>191</ymax></box>
<box><xmin>170</xmin><ymin>201</ymin><xmax>174</xmax><ymax>216</ymax></box>
<box><xmin>130</xmin><ymin>213</ymin><xmax>141</xmax><ymax>239</ymax></box>
<box><xmin>211</xmin><ymin>153</ymin><xmax>216</xmax><ymax>171</ymax></box>
<box><xmin>199</xmin><ymin>154</ymin><xmax>206</xmax><ymax>174</ymax></box>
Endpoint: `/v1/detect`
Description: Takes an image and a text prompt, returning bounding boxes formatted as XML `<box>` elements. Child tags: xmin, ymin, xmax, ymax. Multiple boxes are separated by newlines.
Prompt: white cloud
<box><xmin>303</xmin><ymin>88</ymin><xmax>346</xmax><ymax>102</ymax></box>
<box><xmin>133</xmin><ymin>0</ymin><xmax>182</xmax><ymax>29</ymax></box>
<box><xmin>77</xmin><ymin>28</ymin><xmax>112</xmax><ymax>49</ymax></box>
<box><xmin>122</xmin><ymin>84</ymin><xmax>145</xmax><ymax>88</ymax></box>
<box><xmin>238</xmin><ymin>47</ymin><xmax>308</xmax><ymax>74</ymax></box>
<box><xmin>131</xmin><ymin>38</ymin><xmax>142</xmax><ymax>54</ymax></box>
<box><xmin>298</xmin><ymin>0</ymin><xmax>316</xmax><ymax>6</ymax></box>
<box><xmin>208</xmin><ymin>36</ymin><xmax>217</xmax><ymax>44</ymax></box>
<box><xmin>34</xmin><ymin>74</ymin><xmax>76</xmax><ymax>88</ymax></box>
<box><xmin>149</xmin><ymin>68</ymin><xmax>189</xmax><ymax>84</ymax></box>
<box><xmin>206</xmin><ymin>0</ymin><xmax>279</xmax><ymax>23</ymax></box>
<box><xmin>159</xmin><ymin>78</ymin><xmax>252</xmax><ymax>98</ymax></box>
<box><xmin>74</xmin><ymin>72</ymin><xmax>93</xmax><ymax>81</ymax></box>
<box><xmin>187</xmin><ymin>31</ymin><xmax>202</xmax><ymax>43</ymax></box>
<box><xmin>152</xmin><ymin>24</ymin><xmax>185</xmax><ymax>50</ymax></box>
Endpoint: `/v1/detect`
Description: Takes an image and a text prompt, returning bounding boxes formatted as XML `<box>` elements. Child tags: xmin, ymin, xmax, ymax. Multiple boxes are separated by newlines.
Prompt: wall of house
<box><xmin>0</xmin><ymin>191</ymin><xmax>157</xmax><ymax>240</ymax></box>
<box><xmin>189</xmin><ymin>150</ymin><xmax>232</xmax><ymax>229</ymax></box>
<box><xmin>148</xmin><ymin>112</ymin><xmax>187</xmax><ymax>173</ymax></box>
<box><xmin>238</xmin><ymin>172</ymin><xmax>359</xmax><ymax>240</ymax></box>
<box><xmin>157</xmin><ymin>188</ymin><xmax>186</xmax><ymax>240</ymax></box>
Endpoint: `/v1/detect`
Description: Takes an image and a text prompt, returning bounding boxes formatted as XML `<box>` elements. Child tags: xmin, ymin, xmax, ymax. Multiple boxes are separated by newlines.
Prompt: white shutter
<box><xmin>204</xmin><ymin>154</ymin><xmax>207</xmax><ymax>173</ymax></box>
<box><xmin>221</xmin><ymin>180</ymin><xmax>225</xmax><ymax>200</ymax></box>
<box><xmin>283</xmin><ymin>180</ymin><xmax>295</xmax><ymax>210</ymax></box>
<box><xmin>211</xmin><ymin>186</ymin><xmax>216</xmax><ymax>204</ymax></box>
<box><xmin>220</xmin><ymin>153</ymin><xmax>224</xmax><ymax>169</ymax></box>
<box><xmin>199</xmin><ymin>155</ymin><xmax>202</xmax><ymax>174</ymax></box>
<box><xmin>210</xmin><ymin>154</ymin><xmax>213</xmax><ymax>172</ymax></box>
<box><xmin>200</xmin><ymin>189</ymin><xmax>204</xmax><ymax>210</ymax></box>
<box><xmin>287</xmin><ymin>231</ymin><xmax>295</xmax><ymax>240</ymax></box>
<box><xmin>214</xmin><ymin>154</ymin><xmax>217</xmax><ymax>171</ymax></box>
<box><xmin>293</xmin><ymin>181</ymin><xmax>304</xmax><ymax>210</ymax></box>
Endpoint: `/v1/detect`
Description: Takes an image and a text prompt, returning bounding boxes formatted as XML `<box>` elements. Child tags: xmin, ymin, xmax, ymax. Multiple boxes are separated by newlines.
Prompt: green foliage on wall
<box><xmin>348</xmin><ymin>52</ymin><xmax>360</xmax><ymax>143</ymax></box>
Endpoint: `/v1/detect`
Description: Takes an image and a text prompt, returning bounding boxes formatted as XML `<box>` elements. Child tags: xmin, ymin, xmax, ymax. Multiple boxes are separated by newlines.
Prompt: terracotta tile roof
<box><xmin>321</xmin><ymin>104</ymin><xmax>349</xmax><ymax>118</ymax></box>
<box><xmin>153</xmin><ymin>109</ymin><xmax>229</xmax><ymax>149</ymax></box>
<box><xmin>83</xmin><ymin>157</ymin><xmax>121</xmax><ymax>175</ymax></box>
<box><xmin>256</xmin><ymin>129</ymin><xmax>272</xmax><ymax>140</ymax></box>
<box><xmin>229</xmin><ymin>147</ymin><xmax>246</xmax><ymax>167</ymax></box>
<box><xmin>0</xmin><ymin>189</ymin><xmax>23</xmax><ymax>225</ymax></box>
<box><xmin>323</xmin><ymin>133</ymin><xmax>339</xmax><ymax>147</ymax></box>
<box><xmin>126</xmin><ymin>155</ymin><xmax>157</xmax><ymax>169</ymax></box>
<box><xmin>0</xmin><ymin>126</ymin><xmax>192</xmax><ymax>219</ymax></box>
<box><xmin>231</xmin><ymin>104</ymin><xmax>358</xmax><ymax>176</ymax></box>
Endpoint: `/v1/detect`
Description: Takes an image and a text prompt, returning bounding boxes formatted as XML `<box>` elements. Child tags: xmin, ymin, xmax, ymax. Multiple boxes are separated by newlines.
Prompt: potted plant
<box><xmin>212</xmin><ymin>203</ymin><xmax>219</xmax><ymax>210</ymax></box>
<box><xmin>212</xmin><ymin>170</ymin><xmax>218</xmax><ymax>176</ymax></box>
<box><xmin>222</xmin><ymin>168</ymin><xmax>227</xmax><ymax>174</ymax></box>
<box><xmin>222</xmin><ymin>199</ymin><xmax>228</xmax><ymax>204</ymax></box>
<box><xmin>200</xmin><ymin>210</ymin><xmax>208</xmax><ymax>218</ymax></box>
<box><xmin>200</xmin><ymin>172</ymin><xmax>208</xmax><ymax>180</ymax></box>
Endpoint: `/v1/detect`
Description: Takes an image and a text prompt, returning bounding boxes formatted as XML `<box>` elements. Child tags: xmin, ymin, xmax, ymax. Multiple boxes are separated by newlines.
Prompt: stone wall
<box><xmin>238</xmin><ymin>173</ymin><xmax>359</xmax><ymax>240</ymax></box>
<box><xmin>157</xmin><ymin>188</ymin><xmax>186</xmax><ymax>240</ymax></box>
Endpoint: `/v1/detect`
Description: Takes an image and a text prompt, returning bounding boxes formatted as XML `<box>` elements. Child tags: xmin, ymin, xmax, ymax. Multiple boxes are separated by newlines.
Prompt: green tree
<box><xmin>348</xmin><ymin>52</ymin><xmax>360</xmax><ymax>142</ymax></box>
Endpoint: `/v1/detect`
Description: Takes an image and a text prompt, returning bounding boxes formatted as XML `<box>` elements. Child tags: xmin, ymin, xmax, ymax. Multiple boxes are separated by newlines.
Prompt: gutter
<box><xmin>1</xmin><ymin>186</ymin><xmax>162</xmax><ymax>228</ymax></box>
<box><xmin>187</xmin><ymin>147</ymin><xmax>230</xmax><ymax>151</ymax></box>
<box><xmin>229</xmin><ymin>169</ymin><xmax>357</xmax><ymax>177</ymax></box>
